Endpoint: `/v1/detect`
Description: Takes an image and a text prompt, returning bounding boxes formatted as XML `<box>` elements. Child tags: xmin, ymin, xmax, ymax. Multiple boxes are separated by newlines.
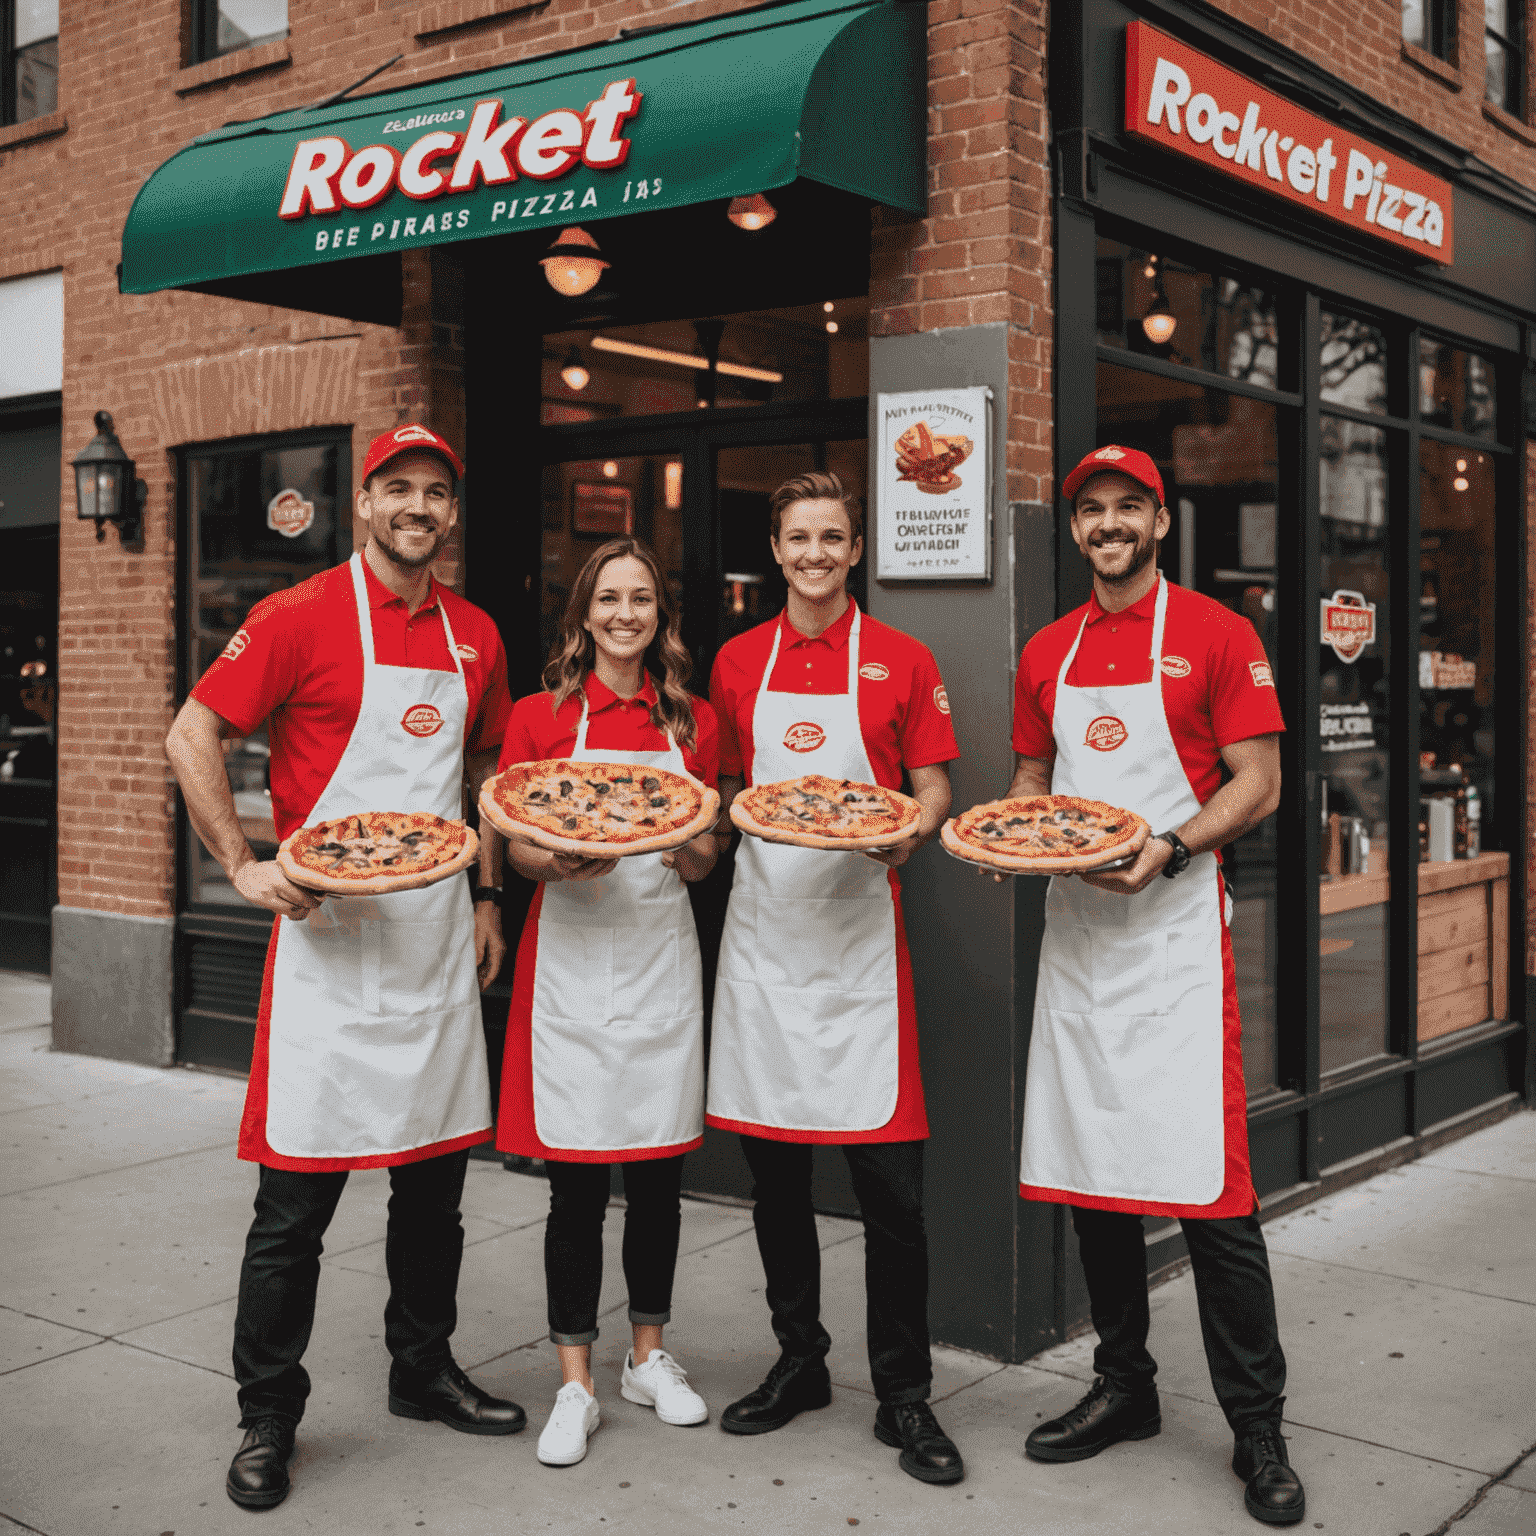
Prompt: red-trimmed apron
<box><xmin>1020</xmin><ymin>575</ymin><xmax>1252</xmax><ymax>1215</ymax></box>
<box><xmin>707</xmin><ymin>608</ymin><xmax>925</xmax><ymax>1143</ymax></box>
<box><xmin>496</xmin><ymin>695</ymin><xmax>705</xmax><ymax>1162</ymax></box>
<box><xmin>239</xmin><ymin>553</ymin><xmax>491</xmax><ymax>1170</ymax></box>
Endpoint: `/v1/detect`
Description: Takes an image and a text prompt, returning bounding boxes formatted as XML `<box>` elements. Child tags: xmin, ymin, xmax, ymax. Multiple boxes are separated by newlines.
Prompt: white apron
<box><xmin>264</xmin><ymin>553</ymin><xmax>491</xmax><ymax>1162</ymax></box>
<box><xmin>708</xmin><ymin>608</ymin><xmax>901</xmax><ymax>1134</ymax></box>
<box><xmin>528</xmin><ymin>696</ymin><xmax>705</xmax><ymax>1154</ymax></box>
<box><xmin>1019</xmin><ymin>576</ymin><xmax>1227</xmax><ymax>1206</ymax></box>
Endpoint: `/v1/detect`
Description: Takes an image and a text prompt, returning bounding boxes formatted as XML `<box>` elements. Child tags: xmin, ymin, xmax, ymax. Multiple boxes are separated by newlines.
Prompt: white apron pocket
<box><xmin>612</xmin><ymin>928</ymin><xmax>680</xmax><ymax>1023</ymax></box>
<box><xmin>753</xmin><ymin>895</ymin><xmax>896</xmax><ymax>993</ymax></box>
<box><xmin>534</xmin><ymin>922</ymin><xmax>615</xmax><ymax>1022</ymax></box>
<box><xmin>1090</xmin><ymin>929</ymin><xmax>1171</xmax><ymax>1015</ymax></box>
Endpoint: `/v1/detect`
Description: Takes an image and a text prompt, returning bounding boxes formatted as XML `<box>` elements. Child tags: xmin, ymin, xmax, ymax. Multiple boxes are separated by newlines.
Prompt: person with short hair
<box><xmin>488</xmin><ymin>537</ymin><xmax>720</xmax><ymax>1468</ymax></box>
<box><xmin>1006</xmin><ymin>445</ymin><xmax>1304</xmax><ymax>1526</ymax></box>
<box><xmin>706</xmin><ymin>471</ymin><xmax>965</xmax><ymax>1486</ymax></box>
<box><xmin>166</xmin><ymin>424</ymin><xmax>524</xmax><ymax>1512</ymax></box>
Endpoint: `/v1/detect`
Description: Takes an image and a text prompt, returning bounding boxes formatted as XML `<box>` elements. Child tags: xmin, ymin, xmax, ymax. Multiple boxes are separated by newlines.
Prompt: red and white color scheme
<box><xmin>1126</xmin><ymin>20</ymin><xmax>1454</xmax><ymax>263</ymax></box>
<box><xmin>706</xmin><ymin>604</ymin><xmax>958</xmax><ymax>1144</ymax></box>
<box><xmin>496</xmin><ymin>675</ymin><xmax>719</xmax><ymax>1163</ymax></box>
<box><xmin>1015</xmin><ymin>577</ymin><xmax>1283</xmax><ymax>1217</ymax></box>
<box><xmin>360</xmin><ymin>422</ymin><xmax>465</xmax><ymax>483</ymax></box>
<box><xmin>266</xmin><ymin>489</ymin><xmax>315</xmax><ymax>538</ymax></box>
<box><xmin>1320</xmin><ymin>588</ymin><xmax>1376</xmax><ymax>663</ymax></box>
<box><xmin>1062</xmin><ymin>443</ymin><xmax>1165</xmax><ymax>504</ymax></box>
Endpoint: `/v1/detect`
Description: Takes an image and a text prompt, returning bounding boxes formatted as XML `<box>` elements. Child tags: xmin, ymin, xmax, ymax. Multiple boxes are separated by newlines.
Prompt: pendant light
<box><xmin>727</xmin><ymin>194</ymin><xmax>777</xmax><ymax>231</ymax></box>
<box><xmin>559</xmin><ymin>348</ymin><xmax>590</xmax><ymax>391</ymax></box>
<box><xmin>541</xmin><ymin>227</ymin><xmax>609</xmax><ymax>297</ymax></box>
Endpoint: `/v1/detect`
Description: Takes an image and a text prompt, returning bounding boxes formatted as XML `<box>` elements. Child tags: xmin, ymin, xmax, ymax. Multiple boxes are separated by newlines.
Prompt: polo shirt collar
<box><xmin>1086</xmin><ymin>581</ymin><xmax>1158</xmax><ymax>627</ymax></box>
<box><xmin>362</xmin><ymin>555</ymin><xmax>441</xmax><ymax>613</ymax></box>
<box><xmin>583</xmin><ymin>671</ymin><xmax>658</xmax><ymax>714</ymax></box>
<box><xmin>781</xmin><ymin>598</ymin><xmax>858</xmax><ymax>651</ymax></box>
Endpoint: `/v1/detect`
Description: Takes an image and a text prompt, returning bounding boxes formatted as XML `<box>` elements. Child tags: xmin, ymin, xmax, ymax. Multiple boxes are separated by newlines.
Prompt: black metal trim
<box><xmin>1092</xmin><ymin>345</ymin><xmax>1304</xmax><ymax>408</ymax></box>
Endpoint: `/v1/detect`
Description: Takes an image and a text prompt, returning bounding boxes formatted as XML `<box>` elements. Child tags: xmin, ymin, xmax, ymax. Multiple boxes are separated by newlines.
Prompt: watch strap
<box><xmin>471</xmin><ymin>885</ymin><xmax>503</xmax><ymax>906</ymax></box>
<box><xmin>1155</xmin><ymin>831</ymin><xmax>1192</xmax><ymax>877</ymax></box>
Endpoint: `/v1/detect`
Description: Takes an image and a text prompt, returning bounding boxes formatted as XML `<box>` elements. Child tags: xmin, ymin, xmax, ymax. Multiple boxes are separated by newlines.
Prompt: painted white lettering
<box><xmin>315</xmin><ymin>229</ymin><xmax>330</xmax><ymax>251</ymax></box>
<box><xmin>338</xmin><ymin>144</ymin><xmax>398</xmax><ymax>209</ymax></box>
<box><xmin>1423</xmin><ymin>200</ymin><xmax>1444</xmax><ymax>247</ymax></box>
<box><xmin>1364</xmin><ymin>160</ymin><xmax>1388</xmax><ymax>223</ymax></box>
<box><xmin>1279</xmin><ymin>135</ymin><xmax>1294</xmax><ymax>152</ymax></box>
<box><xmin>583</xmin><ymin>78</ymin><xmax>642</xmax><ymax>166</ymax></box>
<box><xmin>1262</xmin><ymin>128</ymin><xmax>1283</xmax><ymax>181</ymax></box>
<box><xmin>456</xmin><ymin>208</ymin><xmax>470</xmax><ymax>228</ymax></box>
<box><xmin>1146</xmin><ymin>57</ymin><xmax>1192</xmax><ymax>132</ymax></box>
<box><xmin>1234</xmin><ymin>102</ymin><xmax>1266</xmax><ymax>171</ymax></box>
<box><xmin>403</xmin><ymin>216</ymin><xmax>418</xmax><ymax>236</ymax></box>
<box><xmin>420</xmin><ymin>213</ymin><xmax>436</xmax><ymax>233</ymax></box>
<box><xmin>390</xmin><ymin>218</ymin><xmax>400</xmax><ymax>238</ymax></box>
<box><xmin>580</xmin><ymin>186</ymin><xmax>597</xmax><ymax>207</ymax></box>
<box><xmin>1212</xmin><ymin>110</ymin><xmax>1240</xmax><ymax>159</ymax></box>
<box><xmin>346</xmin><ymin>225</ymin><xmax>359</xmax><ymax>246</ymax></box>
<box><xmin>1400</xmin><ymin>191</ymin><xmax>1426</xmax><ymax>239</ymax></box>
<box><xmin>448</xmin><ymin>100</ymin><xmax>526</xmax><ymax>190</ymax></box>
<box><xmin>1375</xmin><ymin>184</ymin><xmax>1404</xmax><ymax>232</ymax></box>
<box><xmin>491</xmin><ymin>200</ymin><xmax>507</xmax><ymax>221</ymax></box>
<box><xmin>559</xmin><ymin>188</ymin><xmax>575</xmax><ymax>210</ymax></box>
<box><xmin>1315</xmin><ymin>138</ymin><xmax>1337</xmax><ymax>201</ymax></box>
<box><xmin>371</xmin><ymin>221</ymin><xmax>386</xmax><ymax>240</ymax></box>
<box><xmin>540</xmin><ymin>192</ymin><xmax>557</xmax><ymax>213</ymax></box>
<box><xmin>1342</xmin><ymin>148</ymin><xmax>1375</xmax><ymax>210</ymax></box>
<box><xmin>1185</xmin><ymin>92</ymin><xmax>1220</xmax><ymax>145</ymax></box>
<box><xmin>517</xmin><ymin>109</ymin><xmax>585</xmax><ymax>178</ymax></box>
<box><xmin>399</xmin><ymin>132</ymin><xmax>460</xmax><ymax>199</ymax></box>
<box><xmin>280</xmin><ymin>137</ymin><xmax>348</xmax><ymax>218</ymax></box>
<box><xmin>522</xmin><ymin>195</ymin><xmax>539</xmax><ymax>215</ymax></box>
<box><xmin>1286</xmin><ymin>142</ymin><xmax>1317</xmax><ymax>194</ymax></box>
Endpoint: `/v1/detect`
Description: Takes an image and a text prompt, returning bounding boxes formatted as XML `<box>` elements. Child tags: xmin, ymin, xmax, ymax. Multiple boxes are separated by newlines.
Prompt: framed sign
<box><xmin>572</xmin><ymin>481</ymin><xmax>633</xmax><ymax>536</ymax></box>
<box><xmin>875</xmin><ymin>387</ymin><xmax>992</xmax><ymax>581</ymax></box>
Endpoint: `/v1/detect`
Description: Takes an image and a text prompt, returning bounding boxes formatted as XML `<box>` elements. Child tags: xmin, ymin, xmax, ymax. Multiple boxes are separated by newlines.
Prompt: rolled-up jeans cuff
<box><xmin>549</xmin><ymin>1327</ymin><xmax>599</xmax><ymax>1346</ymax></box>
<box><xmin>628</xmin><ymin>1308</ymin><xmax>671</xmax><ymax>1326</ymax></box>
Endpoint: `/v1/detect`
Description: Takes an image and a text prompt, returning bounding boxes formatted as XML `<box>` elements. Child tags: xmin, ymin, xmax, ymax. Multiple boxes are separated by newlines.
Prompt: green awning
<box><xmin>120</xmin><ymin>0</ymin><xmax>923</xmax><ymax>312</ymax></box>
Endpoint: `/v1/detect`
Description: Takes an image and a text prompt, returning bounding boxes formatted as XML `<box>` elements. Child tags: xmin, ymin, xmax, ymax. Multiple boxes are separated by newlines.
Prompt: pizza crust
<box><xmin>479</xmin><ymin>760</ymin><xmax>720</xmax><ymax>858</ymax></box>
<box><xmin>277</xmin><ymin>817</ymin><xmax>479</xmax><ymax>896</ymax></box>
<box><xmin>941</xmin><ymin>795</ymin><xmax>1149</xmax><ymax>875</ymax></box>
<box><xmin>730</xmin><ymin>777</ymin><xmax>922</xmax><ymax>851</ymax></box>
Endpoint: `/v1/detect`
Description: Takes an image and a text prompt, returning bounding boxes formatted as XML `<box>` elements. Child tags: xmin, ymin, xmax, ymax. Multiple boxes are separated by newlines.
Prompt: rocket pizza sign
<box><xmin>1125</xmin><ymin>21</ymin><xmax>1453</xmax><ymax>263</ymax></box>
<box><xmin>1320</xmin><ymin>590</ymin><xmax>1376</xmax><ymax>662</ymax></box>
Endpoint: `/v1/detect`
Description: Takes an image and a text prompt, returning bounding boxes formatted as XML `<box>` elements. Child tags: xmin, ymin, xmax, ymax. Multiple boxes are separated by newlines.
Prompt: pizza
<box><xmin>479</xmin><ymin>759</ymin><xmax>720</xmax><ymax>857</ymax></box>
<box><xmin>277</xmin><ymin>812</ymin><xmax>479</xmax><ymax>895</ymax></box>
<box><xmin>730</xmin><ymin>775</ymin><xmax>922</xmax><ymax>851</ymax></box>
<box><xmin>894</xmin><ymin>420</ymin><xmax>974</xmax><ymax>495</ymax></box>
<box><xmin>940</xmin><ymin>795</ymin><xmax>1149</xmax><ymax>874</ymax></box>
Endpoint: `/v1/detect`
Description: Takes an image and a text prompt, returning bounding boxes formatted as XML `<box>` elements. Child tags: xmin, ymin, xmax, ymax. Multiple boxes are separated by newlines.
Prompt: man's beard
<box><xmin>1086</xmin><ymin>532</ymin><xmax>1156</xmax><ymax>586</ymax></box>
<box><xmin>374</xmin><ymin>520</ymin><xmax>447</xmax><ymax>571</ymax></box>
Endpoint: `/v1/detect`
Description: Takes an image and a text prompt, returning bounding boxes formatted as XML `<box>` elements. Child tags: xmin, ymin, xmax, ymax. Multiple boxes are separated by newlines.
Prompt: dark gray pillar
<box><xmin>51</xmin><ymin>906</ymin><xmax>175</xmax><ymax>1065</ymax></box>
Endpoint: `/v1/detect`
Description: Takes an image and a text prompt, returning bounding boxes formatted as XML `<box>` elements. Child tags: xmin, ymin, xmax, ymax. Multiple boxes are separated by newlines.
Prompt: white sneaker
<box><xmin>536</xmin><ymin>1381</ymin><xmax>601</xmax><ymax>1466</ymax></box>
<box><xmin>620</xmin><ymin>1348</ymin><xmax>709</xmax><ymax>1426</ymax></box>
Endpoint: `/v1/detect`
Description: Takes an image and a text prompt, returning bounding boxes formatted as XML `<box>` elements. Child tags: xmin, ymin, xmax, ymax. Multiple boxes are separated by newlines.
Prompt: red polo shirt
<box><xmin>1012</xmin><ymin>580</ymin><xmax>1284</xmax><ymax>805</ymax></box>
<box><xmin>498</xmin><ymin>673</ymin><xmax>720</xmax><ymax>785</ymax></box>
<box><xmin>709</xmin><ymin>601</ymin><xmax>959</xmax><ymax>788</ymax></box>
<box><xmin>192</xmin><ymin>557</ymin><xmax>513</xmax><ymax>838</ymax></box>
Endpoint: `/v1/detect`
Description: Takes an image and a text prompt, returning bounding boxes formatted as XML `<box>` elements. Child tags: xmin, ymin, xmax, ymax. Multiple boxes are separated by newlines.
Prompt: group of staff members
<box><xmin>166</xmin><ymin>426</ymin><xmax>1304</xmax><ymax>1527</ymax></box>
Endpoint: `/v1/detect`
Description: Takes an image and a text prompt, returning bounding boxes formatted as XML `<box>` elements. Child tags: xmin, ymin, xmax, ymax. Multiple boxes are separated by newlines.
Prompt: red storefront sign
<box><xmin>1124</xmin><ymin>21</ymin><xmax>1454</xmax><ymax>264</ymax></box>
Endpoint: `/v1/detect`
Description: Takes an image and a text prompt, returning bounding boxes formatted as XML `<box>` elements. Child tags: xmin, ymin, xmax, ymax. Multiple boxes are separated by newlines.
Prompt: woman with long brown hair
<box><xmin>486</xmin><ymin>536</ymin><xmax>720</xmax><ymax>1467</ymax></box>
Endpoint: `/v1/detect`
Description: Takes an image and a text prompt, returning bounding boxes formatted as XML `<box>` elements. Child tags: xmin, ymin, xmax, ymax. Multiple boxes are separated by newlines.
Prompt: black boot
<box><xmin>1024</xmin><ymin>1376</ymin><xmax>1161</xmax><ymax>1463</ymax></box>
<box><xmin>1233</xmin><ymin>1421</ymin><xmax>1306</xmax><ymax>1525</ymax></box>
<box><xmin>874</xmin><ymin>1401</ymin><xmax>964</xmax><ymax>1485</ymax></box>
<box><xmin>226</xmin><ymin>1417</ymin><xmax>296</xmax><ymax>1509</ymax></box>
<box><xmin>388</xmin><ymin>1360</ymin><xmax>527</xmax><ymax>1436</ymax></box>
<box><xmin>720</xmin><ymin>1354</ymin><xmax>833</xmax><ymax>1435</ymax></box>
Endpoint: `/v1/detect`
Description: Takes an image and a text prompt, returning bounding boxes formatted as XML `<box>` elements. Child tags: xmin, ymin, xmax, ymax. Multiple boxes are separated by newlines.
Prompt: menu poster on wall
<box><xmin>875</xmin><ymin>387</ymin><xmax>992</xmax><ymax>581</ymax></box>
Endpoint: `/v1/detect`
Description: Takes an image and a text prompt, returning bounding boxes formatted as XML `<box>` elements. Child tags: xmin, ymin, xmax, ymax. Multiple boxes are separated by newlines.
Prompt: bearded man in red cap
<box><xmin>167</xmin><ymin>424</ymin><xmax>523</xmax><ymax>1511</ymax></box>
<box><xmin>1003</xmin><ymin>446</ymin><xmax>1305</xmax><ymax>1527</ymax></box>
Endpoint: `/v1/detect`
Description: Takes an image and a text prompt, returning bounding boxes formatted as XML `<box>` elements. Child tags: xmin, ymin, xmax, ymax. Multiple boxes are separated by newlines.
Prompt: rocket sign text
<box><xmin>1125</xmin><ymin>22</ymin><xmax>1453</xmax><ymax>264</ymax></box>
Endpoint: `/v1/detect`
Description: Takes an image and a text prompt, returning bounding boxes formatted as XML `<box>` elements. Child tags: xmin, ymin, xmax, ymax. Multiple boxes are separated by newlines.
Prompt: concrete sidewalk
<box><xmin>1</xmin><ymin>967</ymin><xmax>1532</xmax><ymax>1536</ymax></box>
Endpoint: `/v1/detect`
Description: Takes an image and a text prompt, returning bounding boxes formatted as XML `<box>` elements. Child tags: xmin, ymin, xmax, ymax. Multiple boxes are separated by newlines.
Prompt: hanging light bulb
<box><xmin>727</xmin><ymin>194</ymin><xmax>777</xmax><ymax>231</ymax></box>
<box><xmin>823</xmin><ymin>301</ymin><xmax>835</xmax><ymax>313</ymax></box>
<box><xmin>602</xmin><ymin>460</ymin><xmax>619</xmax><ymax>479</ymax></box>
<box><xmin>559</xmin><ymin>347</ymin><xmax>590</xmax><ymax>391</ymax></box>
<box><xmin>540</xmin><ymin>227</ymin><xmax>609</xmax><ymax>297</ymax></box>
<box><xmin>826</xmin><ymin>321</ymin><xmax>839</xmax><ymax>334</ymax></box>
<box><xmin>1141</xmin><ymin>294</ymin><xmax>1177</xmax><ymax>345</ymax></box>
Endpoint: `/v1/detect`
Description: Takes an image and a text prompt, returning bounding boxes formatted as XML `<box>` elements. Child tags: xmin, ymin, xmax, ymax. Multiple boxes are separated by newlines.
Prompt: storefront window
<box><xmin>1419</xmin><ymin>338</ymin><xmax>1497</xmax><ymax>438</ymax></box>
<box><xmin>182</xmin><ymin>435</ymin><xmax>348</xmax><ymax>906</ymax></box>
<box><xmin>543</xmin><ymin>298</ymin><xmax>869</xmax><ymax>424</ymax></box>
<box><xmin>1320</xmin><ymin>313</ymin><xmax>1390</xmax><ymax>415</ymax></box>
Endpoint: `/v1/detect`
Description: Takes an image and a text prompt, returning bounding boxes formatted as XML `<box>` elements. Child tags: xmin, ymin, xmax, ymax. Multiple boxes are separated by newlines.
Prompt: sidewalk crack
<box><xmin>1423</xmin><ymin>1438</ymin><xmax>1536</xmax><ymax>1535</ymax></box>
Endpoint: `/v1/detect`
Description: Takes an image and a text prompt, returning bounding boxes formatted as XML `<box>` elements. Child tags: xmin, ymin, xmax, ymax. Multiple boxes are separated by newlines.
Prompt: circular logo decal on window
<box><xmin>401</xmin><ymin>704</ymin><xmax>445</xmax><ymax>738</ymax></box>
<box><xmin>1085</xmin><ymin>715</ymin><xmax>1128</xmax><ymax>752</ymax></box>
<box><xmin>222</xmin><ymin>628</ymin><xmax>251</xmax><ymax>661</ymax></box>
<box><xmin>934</xmin><ymin>686</ymin><xmax>951</xmax><ymax>715</ymax></box>
<box><xmin>783</xmin><ymin>721</ymin><xmax>826</xmax><ymax>753</ymax></box>
<box><xmin>859</xmin><ymin>662</ymin><xmax>890</xmax><ymax>681</ymax></box>
<box><xmin>1160</xmin><ymin>654</ymin><xmax>1192</xmax><ymax>679</ymax></box>
<box><xmin>455</xmin><ymin>643</ymin><xmax>479</xmax><ymax>662</ymax></box>
<box><xmin>266</xmin><ymin>489</ymin><xmax>315</xmax><ymax>539</ymax></box>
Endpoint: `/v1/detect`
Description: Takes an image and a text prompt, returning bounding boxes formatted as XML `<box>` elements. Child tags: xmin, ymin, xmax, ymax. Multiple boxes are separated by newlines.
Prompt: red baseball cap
<box><xmin>361</xmin><ymin>423</ymin><xmax>465</xmax><ymax>485</ymax></box>
<box><xmin>1062</xmin><ymin>445</ymin><xmax>1164</xmax><ymax>506</ymax></box>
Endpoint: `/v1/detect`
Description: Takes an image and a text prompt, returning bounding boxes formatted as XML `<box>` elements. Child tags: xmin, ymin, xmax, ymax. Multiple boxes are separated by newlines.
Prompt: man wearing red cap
<box><xmin>167</xmin><ymin>424</ymin><xmax>523</xmax><ymax>1510</ymax></box>
<box><xmin>1003</xmin><ymin>446</ymin><xmax>1304</xmax><ymax>1526</ymax></box>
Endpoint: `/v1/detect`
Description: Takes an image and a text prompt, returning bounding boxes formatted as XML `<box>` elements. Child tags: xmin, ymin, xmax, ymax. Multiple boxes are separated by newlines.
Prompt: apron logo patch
<box><xmin>401</xmin><ymin>704</ymin><xmax>445</xmax><ymax>737</ymax></box>
<box><xmin>1160</xmin><ymin>654</ymin><xmax>1191</xmax><ymax>679</ymax></box>
<box><xmin>934</xmin><ymin>686</ymin><xmax>951</xmax><ymax>714</ymax></box>
<box><xmin>1249</xmin><ymin>661</ymin><xmax>1275</xmax><ymax>687</ymax></box>
<box><xmin>1085</xmin><ymin>715</ymin><xmax>1128</xmax><ymax>752</ymax></box>
<box><xmin>455</xmin><ymin>643</ymin><xmax>479</xmax><ymax>662</ymax></box>
<box><xmin>222</xmin><ymin>628</ymin><xmax>251</xmax><ymax>661</ymax></box>
<box><xmin>783</xmin><ymin>721</ymin><xmax>826</xmax><ymax>753</ymax></box>
<box><xmin>859</xmin><ymin>662</ymin><xmax>890</xmax><ymax>681</ymax></box>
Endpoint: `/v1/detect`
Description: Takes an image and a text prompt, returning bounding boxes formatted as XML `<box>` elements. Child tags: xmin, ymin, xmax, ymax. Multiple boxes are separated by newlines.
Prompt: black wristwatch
<box><xmin>471</xmin><ymin>885</ymin><xmax>503</xmax><ymax>907</ymax></box>
<box><xmin>1154</xmin><ymin>831</ymin><xmax>1192</xmax><ymax>878</ymax></box>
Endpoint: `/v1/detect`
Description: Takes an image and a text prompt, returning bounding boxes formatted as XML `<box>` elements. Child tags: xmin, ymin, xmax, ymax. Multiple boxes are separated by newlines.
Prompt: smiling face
<box><xmin>1070</xmin><ymin>470</ymin><xmax>1170</xmax><ymax>587</ymax></box>
<box><xmin>583</xmin><ymin>554</ymin><xmax>659</xmax><ymax>670</ymax></box>
<box><xmin>771</xmin><ymin>498</ymin><xmax>862</xmax><ymax>605</ymax></box>
<box><xmin>358</xmin><ymin>451</ymin><xmax>458</xmax><ymax>571</ymax></box>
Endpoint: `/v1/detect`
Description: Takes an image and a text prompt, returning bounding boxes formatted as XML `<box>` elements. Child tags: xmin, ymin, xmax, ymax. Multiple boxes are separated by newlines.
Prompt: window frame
<box><xmin>1403</xmin><ymin>0</ymin><xmax>1457</xmax><ymax>62</ymax></box>
<box><xmin>1485</xmin><ymin>0</ymin><xmax>1524</xmax><ymax>115</ymax></box>
<box><xmin>1</xmin><ymin>0</ymin><xmax>59</xmax><ymax>128</ymax></box>
<box><xmin>188</xmin><ymin>0</ymin><xmax>288</xmax><ymax>66</ymax></box>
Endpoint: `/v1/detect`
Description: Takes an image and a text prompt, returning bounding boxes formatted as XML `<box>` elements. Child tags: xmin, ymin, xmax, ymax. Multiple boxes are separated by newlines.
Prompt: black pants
<box><xmin>232</xmin><ymin>1150</ymin><xmax>470</xmax><ymax>1426</ymax></box>
<box><xmin>544</xmin><ymin>1156</ymin><xmax>685</xmax><ymax>1346</ymax></box>
<box><xmin>1071</xmin><ymin>1205</ymin><xmax>1287</xmax><ymax>1433</ymax></box>
<box><xmin>740</xmin><ymin>1135</ymin><xmax>932</xmax><ymax>1406</ymax></box>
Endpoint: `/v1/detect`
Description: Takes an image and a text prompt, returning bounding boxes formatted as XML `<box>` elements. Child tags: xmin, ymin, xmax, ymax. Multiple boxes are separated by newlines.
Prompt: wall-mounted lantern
<box><xmin>73</xmin><ymin>412</ymin><xmax>146</xmax><ymax>542</ymax></box>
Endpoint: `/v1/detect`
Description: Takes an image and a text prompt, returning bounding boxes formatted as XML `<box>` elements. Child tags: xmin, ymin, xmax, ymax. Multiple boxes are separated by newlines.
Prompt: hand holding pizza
<box><xmin>233</xmin><ymin>858</ymin><xmax>325</xmax><ymax>920</ymax></box>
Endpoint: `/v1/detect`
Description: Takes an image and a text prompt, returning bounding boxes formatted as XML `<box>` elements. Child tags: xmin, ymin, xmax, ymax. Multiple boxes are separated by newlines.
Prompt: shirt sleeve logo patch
<box><xmin>1085</xmin><ymin>715</ymin><xmax>1128</xmax><ymax>751</ymax></box>
<box><xmin>1249</xmin><ymin>661</ymin><xmax>1275</xmax><ymax>688</ymax></box>
<box><xmin>858</xmin><ymin>662</ymin><xmax>890</xmax><ymax>681</ymax></box>
<box><xmin>783</xmin><ymin>721</ymin><xmax>827</xmax><ymax>753</ymax></box>
<box><xmin>401</xmin><ymin>704</ymin><xmax>446</xmax><ymax>737</ymax></box>
<box><xmin>934</xmin><ymin>686</ymin><xmax>951</xmax><ymax>715</ymax></box>
<box><xmin>455</xmin><ymin>643</ymin><xmax>479</xmax><ymax>662</ymax></box>
<box><xmin>221</xmin><ymin>628</ymin><xmax>251</xmax><ymax>661</ymax></box>
<box><xmin>1160</xmin><ymin>654</ymin><xmax>1192</xmax><ymax>679</ymax></box>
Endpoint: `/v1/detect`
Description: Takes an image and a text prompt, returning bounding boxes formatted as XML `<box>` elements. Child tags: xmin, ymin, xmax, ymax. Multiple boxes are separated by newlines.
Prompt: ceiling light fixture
<box><xmin>602</xmin><ymin>461</ymin><xmax>620</xmax><ymax>478</ymax></box>
<box><xmin>559</xmin><ymin>348</ymin><xmax>590</xmax><ymax>391</ymax></box>
<box><xmin>589</xmin><ymin>334</ymin><xmax>783</xmax><ymax>383</ymax></box>
<box><xmin>727</xmin><ymin>193</ymin><xmax>777</xmax><ymax>231</ymax></box>
<box><xmin>823</xmin><ymin>301</ymin><xmax>835</xmax><ymax>313</ymax></box>
<box><xmin>540</xmin><ymin>227</ymin><xmax>609</xmax><ymax>296</ymax></box>
<box><xmin>825</xmin><ymin>321</ymin><xmax>838</xmax><ymax>334</ymax></box>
